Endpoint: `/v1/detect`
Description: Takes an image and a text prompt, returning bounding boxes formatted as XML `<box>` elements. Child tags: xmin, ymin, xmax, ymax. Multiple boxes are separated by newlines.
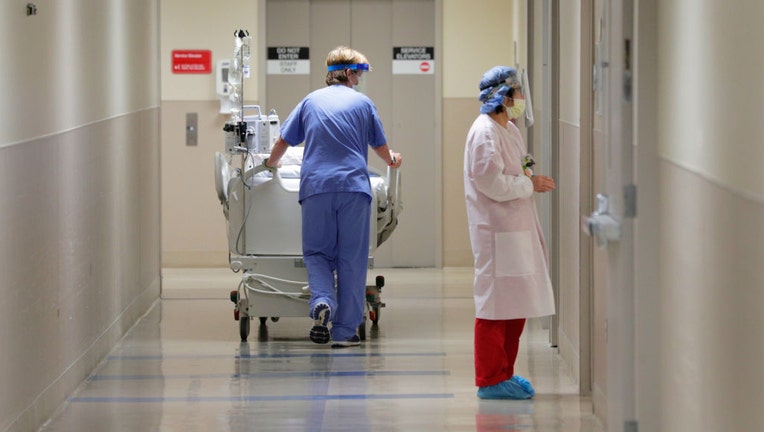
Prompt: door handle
<box><xmin>582</xmin><ymin>194</ymin><xmax>621</xmax><ymax>248</ymax></box>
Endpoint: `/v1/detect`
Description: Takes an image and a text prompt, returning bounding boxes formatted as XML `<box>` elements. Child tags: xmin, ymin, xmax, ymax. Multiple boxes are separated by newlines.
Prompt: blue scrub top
<box><xmin>280</xmin><ymin>85</ymin><xmax>388</xmax><ymax>203</ymax></box>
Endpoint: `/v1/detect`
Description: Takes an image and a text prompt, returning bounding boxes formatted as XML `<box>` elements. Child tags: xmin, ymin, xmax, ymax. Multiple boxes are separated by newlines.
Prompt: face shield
<box><xmin>327</xmin><ymin>63</ymin><xmax>371</xmax><ymax>93</ymax></box>
<box><xmin>519</xmin><ymin>69</ymin><xmax>534</xmax><ymax>128</ymax></box>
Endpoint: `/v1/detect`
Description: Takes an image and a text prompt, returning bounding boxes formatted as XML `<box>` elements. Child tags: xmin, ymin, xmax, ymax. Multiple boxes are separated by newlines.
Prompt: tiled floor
<box><xmin>41</xmin><ymin>268</ymin><xmax>604</xmax><ymax>432</ymax></box>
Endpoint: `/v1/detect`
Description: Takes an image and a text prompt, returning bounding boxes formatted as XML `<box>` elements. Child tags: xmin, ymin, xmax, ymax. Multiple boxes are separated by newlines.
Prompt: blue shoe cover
<box><xmin>510</xmin><ymin>375</ymin><xmax>535</xmax><ymax>397</ymax></box>
<box><xmin>477</xmin><ymin>379</ymin><xmax>533</xmax><ymax>400</ymax></box>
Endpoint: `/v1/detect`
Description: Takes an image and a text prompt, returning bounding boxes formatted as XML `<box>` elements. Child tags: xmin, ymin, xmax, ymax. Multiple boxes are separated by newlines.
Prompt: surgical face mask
<box><xmin>508</xmin><ymin>98</ymin><xmax>526</xmax><ymax>120</ymax></box>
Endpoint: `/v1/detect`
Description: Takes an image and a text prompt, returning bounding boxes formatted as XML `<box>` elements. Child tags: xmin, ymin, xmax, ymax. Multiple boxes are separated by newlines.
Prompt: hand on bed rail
<box><xmin>372</xmin><ymin>144</ymin><xmax>402</xmax><ymax>169</ymax></box>
<box><xmin>388</xmin><ymin>153</ymin><xmax>402</xmax><ymax>168</ymax></box>
<box><xmin>262</xmin><ymin>157</ymin><xmax>280</xmax><ymax>173</ymax></box>
<box><xmin>387</xmin><ymin>149</ymin><xmax>402</xmax><ymax>168</ymax></box>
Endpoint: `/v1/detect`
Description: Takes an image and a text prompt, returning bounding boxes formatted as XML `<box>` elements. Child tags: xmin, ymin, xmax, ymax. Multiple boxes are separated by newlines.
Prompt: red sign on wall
<box><xmin>171</xmin><ymin>50</ymin><xmax>212</xmax><ymax>74</ymax></box>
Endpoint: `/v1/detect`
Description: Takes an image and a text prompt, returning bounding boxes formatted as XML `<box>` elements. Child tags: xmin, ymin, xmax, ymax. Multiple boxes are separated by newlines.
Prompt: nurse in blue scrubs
<box><xmin>264</xmin><ymin>46</ymin><xmax>402</xmax><ymax>348</ymax></box>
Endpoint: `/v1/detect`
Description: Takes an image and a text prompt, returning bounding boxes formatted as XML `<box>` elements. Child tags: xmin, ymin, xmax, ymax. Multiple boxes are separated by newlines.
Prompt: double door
<box><xmin>262</xmin><ymin>0</ymin><xmax>440</xmax><ymax>267</ymax></box>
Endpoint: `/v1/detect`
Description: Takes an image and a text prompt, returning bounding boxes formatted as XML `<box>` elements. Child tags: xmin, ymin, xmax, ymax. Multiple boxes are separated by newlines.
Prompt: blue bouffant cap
<box><xmin>478</xmin><ymin>66</ymin><xmax>520</xmax><ymax>114</ymax></box>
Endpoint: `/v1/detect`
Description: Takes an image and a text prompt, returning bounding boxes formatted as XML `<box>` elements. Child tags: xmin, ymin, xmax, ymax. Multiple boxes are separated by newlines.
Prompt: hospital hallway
<box><xmin>39</xmin><ymin>268</ymin><xmax>604</xmax><ymax>432</ymax></box>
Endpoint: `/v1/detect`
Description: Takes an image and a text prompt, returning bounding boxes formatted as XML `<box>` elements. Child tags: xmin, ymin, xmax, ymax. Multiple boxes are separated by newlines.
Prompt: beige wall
<box><xmin>647</xmin><ymin>1</ymin><xmax>764</xmax><ymax>429</ymax></box>
<box><xmin>441</xmin><ymin>0</ymin><xmax>516</xmax><ymax>266</ymax></box>
<box><xmin>559</xmin><ymin>2</ymin><xmax>581</xmax><ymax>125</ymax></box>
<box><xmin>162</xmin><ymin>100</ymin><xmax>231</xmax><ymax>267</ymax></box>
<box><xmin>160</xmin><ymin>0</ymin><xmax>258</xmax><ymax>266</ymax></box>
<box><xmin>442</xmin><ymin>0</ymin><xmax>514</xmax><ymax>99</ymax></box>
<box><xmin>657</xmin><ymin>164</ymin><xmax>764</xmax><ymax>431</ymax></box>
<box><xmin>658</xmin><ymin>2</ymin><xmax>764</xmax><ymax>201</ymax></box>
<box><xmin>0</xmin><ymin>2</ymin><xmax>161</xmax><ymax>431</ymax></box>
<box><xmin>161</xmin><ymin>0</ymin><xmax>259</xmax><ymax>101</ymax></box>
<box><xmin>442</xmin><ymin>98</ymin><xmax>478</xmax><ymax>266</ymax></box>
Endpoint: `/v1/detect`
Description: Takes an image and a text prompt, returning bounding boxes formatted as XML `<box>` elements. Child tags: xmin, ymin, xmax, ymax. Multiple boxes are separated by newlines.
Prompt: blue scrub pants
<box><xmin>301</xmin><ymin>192</ymin><xmax>371</xmax><ymax>341</ymax></box>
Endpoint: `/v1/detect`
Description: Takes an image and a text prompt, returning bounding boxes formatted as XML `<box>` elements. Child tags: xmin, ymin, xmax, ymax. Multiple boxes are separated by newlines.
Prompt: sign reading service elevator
<box><xmin>392</xmin><ymin>46</ymin><xmax>434</xmax><ymax>75</ymax></box>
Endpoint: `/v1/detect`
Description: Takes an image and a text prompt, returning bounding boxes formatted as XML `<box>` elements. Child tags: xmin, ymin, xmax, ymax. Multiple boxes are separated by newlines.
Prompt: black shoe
<box><xmin>309</xmin><ymin>303</ymin><xmax>331</xmax><ymax>344</ymax></box>
<box><xmin>331</xmin><ymin>335</ymin><xmax>361</xmax><ymax>349</ymax></box>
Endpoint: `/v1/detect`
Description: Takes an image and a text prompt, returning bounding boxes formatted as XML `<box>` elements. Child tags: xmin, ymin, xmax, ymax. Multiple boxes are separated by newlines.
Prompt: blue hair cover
<box><xmin>478</xmin><ymin>66</ymin><xmax>520</xmax><ymax>114</ymax></box>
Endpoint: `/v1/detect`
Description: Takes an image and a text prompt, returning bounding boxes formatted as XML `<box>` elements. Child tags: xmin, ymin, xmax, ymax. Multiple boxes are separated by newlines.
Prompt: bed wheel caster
<box><xmin>230</xmin><ymin>290</ymin><xmax>238</xmax><ymax>303</ymax></box>
<box><xmin>231</xmin><ymin>291</ymin><xmax>241</xmax><ymax>321</ymax></box>
<box><xmin>234</xmin><ymin>295</ymin><xmax>249</xmax><ymax>341</ymax></box>
<box><xmin>258</xmin><ymin>317</ymin><xmax>280</xmax><ymax>326</ymax></box>
<box><xmin>240</xmin><ymin>316</ymin><xmax>250</xmax><ymax>342</ymax></box>
<box><xmin>366</xmin><ymin>276</ymin><xmax>385</xmax><ymax>326</ymax></box>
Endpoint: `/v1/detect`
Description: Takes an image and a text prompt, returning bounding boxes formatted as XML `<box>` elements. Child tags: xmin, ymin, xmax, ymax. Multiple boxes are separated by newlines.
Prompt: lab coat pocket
<box><xmin>494</xmin><ymin>230</ymin><xmax>536</xmax><ymax>277</ymax></box>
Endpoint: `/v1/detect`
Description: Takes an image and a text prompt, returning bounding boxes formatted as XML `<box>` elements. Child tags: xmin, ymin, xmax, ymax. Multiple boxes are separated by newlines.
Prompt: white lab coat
<box><xmin>463</xmin><ymin>114</ymin><xmax>555</xmax><ymax>320</ymax></box>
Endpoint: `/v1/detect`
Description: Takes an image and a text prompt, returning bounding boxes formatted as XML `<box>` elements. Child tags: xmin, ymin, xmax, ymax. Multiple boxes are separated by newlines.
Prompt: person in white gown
<box><xmin>463</xmin><ymin>65</ymin><xmax>556</xmax><ymax>400</ymax></box>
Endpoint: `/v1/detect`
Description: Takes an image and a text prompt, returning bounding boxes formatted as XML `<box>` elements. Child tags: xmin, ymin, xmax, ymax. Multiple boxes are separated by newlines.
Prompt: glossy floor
<box><xmin>41</xmin><ymin>268</ymin><xmax>604</xmax><ymax>432</ymax></box>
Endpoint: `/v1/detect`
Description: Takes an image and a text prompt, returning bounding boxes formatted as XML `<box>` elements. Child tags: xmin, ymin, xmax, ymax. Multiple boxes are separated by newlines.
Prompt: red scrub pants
<box><xmin>474</xmin><ymin>318</ymin><xmax>526</xmax><ymax>387</ymax></box>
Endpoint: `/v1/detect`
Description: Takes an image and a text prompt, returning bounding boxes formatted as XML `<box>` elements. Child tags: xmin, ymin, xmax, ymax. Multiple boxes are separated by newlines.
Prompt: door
<box><xmin>585</xmin><ymin>0</ymin><xmax>638</xmax><ymax>429</ymax></box>
<box><xmin>261</xmin><ymin>0</ymin><xmax>440</xmax><ymax>268</ymax></box>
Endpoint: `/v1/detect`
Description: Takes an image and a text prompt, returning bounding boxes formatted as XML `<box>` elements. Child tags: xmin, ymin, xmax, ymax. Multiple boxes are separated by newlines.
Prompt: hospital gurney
<box><xmin>214</xmin><ymin>146</ymin><xmax>402</xmax><ymax>342</ymax></box>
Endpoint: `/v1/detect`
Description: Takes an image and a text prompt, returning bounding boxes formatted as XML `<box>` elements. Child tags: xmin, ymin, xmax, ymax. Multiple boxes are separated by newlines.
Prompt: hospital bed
<box><xmin>214</xmin><ymin>146</ymin><xmax>402</xmax><ymax>342</ymax></box>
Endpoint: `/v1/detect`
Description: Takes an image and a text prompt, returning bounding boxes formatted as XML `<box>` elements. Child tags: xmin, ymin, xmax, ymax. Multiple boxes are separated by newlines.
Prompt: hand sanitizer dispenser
<box><xmin>217</xmin><ymin>59</ymin><xmax>233</xmax><ymax>114</ymax></box>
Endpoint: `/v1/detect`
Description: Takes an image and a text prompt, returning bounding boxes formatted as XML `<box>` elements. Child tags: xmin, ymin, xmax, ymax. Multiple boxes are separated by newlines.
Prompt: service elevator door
<box><xmin>263</xmin><ymin>0</ymin><xmax>440</xmax><ymax>268</ymax></box>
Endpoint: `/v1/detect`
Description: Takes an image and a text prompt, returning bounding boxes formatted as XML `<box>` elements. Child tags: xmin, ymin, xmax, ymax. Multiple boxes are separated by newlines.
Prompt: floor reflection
<box><xmin>39</xmin><ymin>268</ymin><xmax>604</xmax><ymax>432</ymax></box>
